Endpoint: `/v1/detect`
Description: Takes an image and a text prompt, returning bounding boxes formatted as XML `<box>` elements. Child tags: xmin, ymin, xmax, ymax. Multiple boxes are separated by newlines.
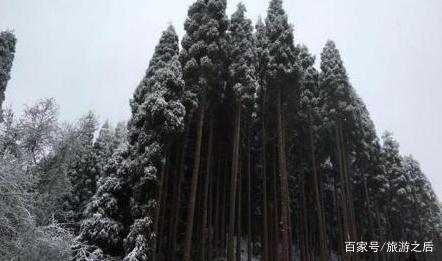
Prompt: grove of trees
<box><xmin>1</xmin><ymin>0</ymin><xmax>441</xmax><ymax>261</ymax></box>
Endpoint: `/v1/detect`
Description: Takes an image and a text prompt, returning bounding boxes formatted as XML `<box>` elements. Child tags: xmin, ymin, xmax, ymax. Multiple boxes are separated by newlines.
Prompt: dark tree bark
<box><xmin>276</xmin><ymin>86</ymin><xmax>291</xmax><ymax>261</ymax></box>
<box><xmin>168</xmin><ymin>120</ymin><xmax>191</xmax><ymax>260</ymax></box>
<box><xmin>237</xmin><ymin>155</ymin><xmax>242</xmax><ymax>261</ymax></box>
<box><xmin>183</xmin><ymin>98</ymin><xmax>206</xmax><ymax>261</ymax></box>
<box><xmin>247</xmin><ymin>117</ymin><xmax>253</xmax><ymax>261</ymax></box>
<box><xmin>309</xmin><ymin>116</ymin><xmax>328</xmax><ymax>261</ymax></box>
<box><xmin>200</xmin><ymin>118</ymin><xmax>214</xmax><ymax>261</ymax></box>
<box><xmin>152</xmin><ymin>152</ymin><xmax>168</xmax><ymax>261</ymax></box>
<box><xmin>228</xmin><ymin>101</ymin><xmax>242</xmax><ymax>261</ymax></box>
<box><xmin>261</xmin><ymin>105</ymin><xmax>269</xmax><ymax>261</ymax></box>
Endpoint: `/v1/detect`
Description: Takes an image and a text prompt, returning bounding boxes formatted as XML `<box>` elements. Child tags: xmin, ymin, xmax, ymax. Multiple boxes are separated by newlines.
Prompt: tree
<box><xmin>381</xmin><ymin>132</ymin><xmax>406</xmax><ymax>242</ymax></box>
<box><xmin>0</xmin><ymin>99</ymin><xmax>81</xmax><ymax>261</ymax></box>
<box><xmin>264</xmin><ymin>1</ymin><xmax>299</xmax><ymax>260</ymax></box>
<box><xmin>0</xmin><ymin>153</ymin><xmax>35</xmax><ymax>260</ymax></box>
<box><xmin>19</xmin><ymin>98</ymin><xmax>59</xmax><ymax>164</ymax></box>
<box><xmin>94</xmin><ymin>121</ymin><xmax>115</xmax><ymax>176</ymax></box>
<box><xmin>180</xmin><ymin>0</ymin><xmax>228</xmax><ymax>260</ymax></box>
<box><xmin>226</xmin><ymin>3</ymin><xmax>257</xmax><ymax>261</ymax></box>
<box><xmin>297</xmin><ymin>45</ymin><xmax>328</xmax><ymax>261</ymax></box>
<box><xmin>319</xmin><ymin>41</ymin><xmax>359</xmax><ymax>260</ymax></box>
<box><xmin>64</xmin><ymin>112</ymin><xmax>99</xmax><ymax>226</ymax></box>
<box><xmin>254</xmin><ymin>17</ymin><xmax>270</xmax><ymax>261</ymax></box>
<box><xmin>125</xmin><ymin>24</ymin><xmax>185</xmax><ymax>261</ymax></box>
<box><xmin>0</xmin><ymin>31</ymin><xmax>16</xmax><ymax>121</ymax></box>
<box><xmin>78</xmin><ymin>144</ymin><xmax>131</xmax><ymax>260</ymax></box>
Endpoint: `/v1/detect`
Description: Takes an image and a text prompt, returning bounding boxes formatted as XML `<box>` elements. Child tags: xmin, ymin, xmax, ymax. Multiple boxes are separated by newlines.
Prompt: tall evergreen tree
<box><xmin>402</xmin><ymin>155</ymin><xmax>442</xmax><ymax>240</ymax></box>
<box><xmin>64</xmin><ymin>112</ymin><xmax>99</xmax><ymax>225</ymax></box>
<box><xmin>0</xmin><ymin>31</ymin><xmax>16</xmax><ymax>121</ymax></box>
<box><xmin>297</xmin><ymin>45</ymin><xmax>328</xmax><ymax>261</ymax></box>
<box><xmin>319</xmin><ymin>41</ymin><xmax>359</xmax><ymax>258</ymax></box>
<box><xmin>125</xmin><ymin>24</ymin><xmax>185</xmax><ymax>261</ymax></box>
<box><xmin>254</xmin><ymin>17</ymin><xmax>271</xmax><ymax>261</ymax></box>
<box><xmin>78</xmin><ymin>144</ymin><xmax>131</xmax><ymax>260</ymax></box>
<box><xmin>180</xmin><ymin>1</ymin><xmax>228</xmax><ymax>260</ymax></box>
<box><xmin>94</xmin><ymin>121</ymin><xmax>115</xmax><ymax>177</ymax></box>
<box><xmin>264</xmin><ymin>1</ymin><xmax>299</xmax><ymax>260</ymax></box>
<box><xmin>381</xmin><ymin>132</ymin><xmax>409</xmax><ymax>242</ymax></box>
<box><xmin>226</xmin><ymin>3</ymin><xmax>257</xmax><ymax>261</ymax></box>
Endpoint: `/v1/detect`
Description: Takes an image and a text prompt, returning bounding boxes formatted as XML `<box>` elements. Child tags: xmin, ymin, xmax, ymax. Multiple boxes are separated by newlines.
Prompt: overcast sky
<box><xmin>1</xmin><ymin>0</ymin><xmax>441</xmax><ymax>199</ymax></box>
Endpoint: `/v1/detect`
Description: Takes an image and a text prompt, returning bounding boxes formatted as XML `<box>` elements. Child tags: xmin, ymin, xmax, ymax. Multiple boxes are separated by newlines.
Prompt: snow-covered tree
<box><xmin>254</xmin><ymin>17</ymin><xmax>268</xmax><ymax>90</ymax></box>
<box><xmin>112</xmin><ymin>121</ymin><xmax>128</xmax><ymax>151</ymax></box>
<box><xmin>0</xmin><ymin>99</ymin><xmax>83</xmax><ymax>261</ymax></box>
<box><xmin>228</xmin><ymin>3</ymin><xmax>256</xmax><ymax>106</ymax></box>
<box><xmin>78</xmin><ymin>144</ymin><xmax>131</xmax><ymax>260</ymax></box>
<box><xmin>402</xmin><ymin>155</ymin><xmax>442</xmax><ymax>240</ymax></box>
<box><xmin>19</xmin><ymin>98</ymin><xmax>59</xmax><ymax>164</ymax></box>
<box><xmin>64</xmin><ymin>112</ymin><xmax>99</xmax><ymax>225</ymax></box>
<box><xmin>263</xmin><ymin>1</ymin><xmax>299</xmax><ymax>259</ymax></box>
<box><xmin>179</xmin><ymin>1</ymin><xmax>229</xmax><ymax>259</ymax></box>
<box><xmin>94</xmin><ymin>121</ymin><xmax>115</xmax><ymax>176</ymax></box>
<box><xmin>0</xmin><ymin>31</ymin><xmax>16</xmax><ymax>121</ymax></box>
<box><xmin>225</xmin><ymin>3</ymin><xmax>257</xmax><ymax>260</ymax></box>
<box><xmin>124</xmin><ymin>24</ymin><xmax>185</xmax><ymax>261</ymax></box>
<box><xmin>381</xmin><ymin>132</ymin><xmax>407</xmax><ymax>240</ymax></box>
<box><xmin>0</xmin><ymin>153</ymin><xmax>35</xmax><ymax>260</ymax></box>
<box><xmin>0</xmin><ymin>108</ymin><xmax>20</xmax><ymax>157</ymax></box>
<box><xmin>318</xmin><ymin>40</ymin><xmax>364</xmax><ymax>255</ymax></box>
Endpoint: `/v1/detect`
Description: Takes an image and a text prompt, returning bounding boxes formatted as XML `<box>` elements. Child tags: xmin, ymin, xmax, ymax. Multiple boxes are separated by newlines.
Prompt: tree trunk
<box><xmin>276</xmin><ymin>86</ymin><xmax>290</xmax><ymax>261</ymax></box>
<box><xmin>228</xmin><ymin>100</ymin><xmax>241</xmax><ymax>261</ymax></box>
<box><xmin>168</xmin><ymin>120</ymin><xmax>190</xmax><ymax>261</ymax></box>
<box><xmin>374</xmin><ymin>198</ymin><xmax>386</xmax><ymax>261</ymax></box>
<box><xmin>338</xmin><ymin>121</ymin><xmax>359</xmax><ymax>261</ymax></box>
<box><xmin>261</xmin><ymin>106</ymin><xmax>269</xmax><ymax>261</ymax></box>
<box><xmin>214</xmin><ymin>156</ymin><xmax>222</xmax><ymax>255</ymax></box>
<box><xmin>157</xmin><ymin>152</ymin><xmax>170</xmax><ymax>261</ymax></box>
<box><xmin>182</xmin><ymin>97</ymin><xmax>206</xmax><ymax>261</ymax></box>
<box><xmin>339</xmin><ymin>122</ymin><xmax>358</xmax><ymax>243</ymax></box>
<box><xmin>152</xmin><ymin>151</ymin><xmax>168</xmax><ymax>261</ymax></box>
<box><xmin>221</xmin><ymin>155</ymin><xmax>229</xmax><ymax>255</ymax></box>
<box><xmin>334</xmin><ymin>176</ymin><xmax>345</xmax><ymax>261</ymax></box>
<box><xmin>237</xmin><ymin>155</ymin><xmax>242</xmax><ymax>261</ymax></box>
<box><xmin>336</xmin><ymin>123</ymin><xmax>350</xmax><ymax>245</ymax></box>
<box><xmin>247</xmin><ymin>117</ymin><xmax>253</xmax><ymax>261</ymax></box>
<box><xmin>299</xmin><ymin>170</ymin><xmax>306</xmax><ymax>261</ymax></box>
<box><xmin>272</xmin><ymin>147</ymin><xmax>279</xmax><ymax>261</ymax></box>
<box><xmin>300</xmin><ymin>162</ymin><xmax>310</xmax><ymax>261</ymax></box>
<box><xmin>363</xmin><ymin>176</ymin><xmax>378</xmax><ymax>261</ymax></box>
<box><xmin>309</xmin><ymin>115</ymin><xmax>328</xmax><ymax>261</ymax></box>
<box><xmin>200</xmin><ymin>118</ymin><xmax>214</xmax><ymax>261</ymax></box>
<box><xmin>167</xmin><ymin>145</ymin><xmax>181</xmax><ymax>258</ymax></box>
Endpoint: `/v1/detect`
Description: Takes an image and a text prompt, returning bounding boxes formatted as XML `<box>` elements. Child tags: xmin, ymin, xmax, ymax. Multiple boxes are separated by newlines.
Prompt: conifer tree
<box><xmin>94</xmin><ymin>121</ymin><xmax>115</xmax><ymax>176</ymax></box>
<box><xmin>254</xmin><ymin>17</ymin><xmax>271</xmax><ymax>261</ymax></box>
<box><xmin>125</xmin><ymin>24</ymin><xmax>185</xmax><ymax>261</ymax></box>
<box><xmin>264</xmin><ymin>1</ymin><xmax>299</xmax><ymax>260</ymax></box>
<box><xmin>402</xmin><ymin>156</ymin><xmax>442</xmax><ymax>241</ymax></box>
<box><xmin>113</xmin><ymin>121</ymin><xmax>128</xmax><ymax>151</ymax></box>
<box><xmin>297</xmin><ymin>45</ymin><xmax>328</xmax><ymax>261</ymax></box>
<box><xmin>78</xmin><ymin>144</ymin><xmax>131</xmax><ymax>259</ymax></box>
<box><xmin>0</xmin><ymin>31</ymin><xmax>16</xmax><ymax>121</ymax></box>
<box><xmin>77</xmin><ymin>123</ymin><xmax>130</xmax><ymax>260</ymax></box>
<box><xmin>403</xmin><ymin>156</ymin><xmax>442</xmax><ymax>239</ymax></box>
<box><xmin>64</xmin><ymin>112</ymin><xmax>99</xmax><ymax>225</ymax></box>
<box><xmin>381</xmin><ymin>132</ymin><xmax>407</xmax><ymax>240</ymax></box>
<box><xmin>180</xmin><ymin>1</ymin><xmax>228</xmax><ymax>260</ymax></box>
<box><xmin>319</xmin><ymin>41</ymin><xmax>359</xmax><ymax>257</ymax></box>
<box><xmin>226</xmin><ymin>3</ymin><xmax>257</xmax><ymax>261</ymax></box>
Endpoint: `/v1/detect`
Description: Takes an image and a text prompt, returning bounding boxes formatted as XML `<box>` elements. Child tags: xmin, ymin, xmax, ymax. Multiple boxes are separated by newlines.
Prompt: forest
<box><xmin>1</xmin><ymin>0</ymin><xmax>441</xmax><ymax>261</ymax></box>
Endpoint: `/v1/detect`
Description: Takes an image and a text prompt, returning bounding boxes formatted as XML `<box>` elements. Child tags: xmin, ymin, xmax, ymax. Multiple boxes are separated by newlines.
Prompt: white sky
<box><xmin>1</xmin><ymin>0</ymin><xmax>441</xmax><ymax>199</ymax></box>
